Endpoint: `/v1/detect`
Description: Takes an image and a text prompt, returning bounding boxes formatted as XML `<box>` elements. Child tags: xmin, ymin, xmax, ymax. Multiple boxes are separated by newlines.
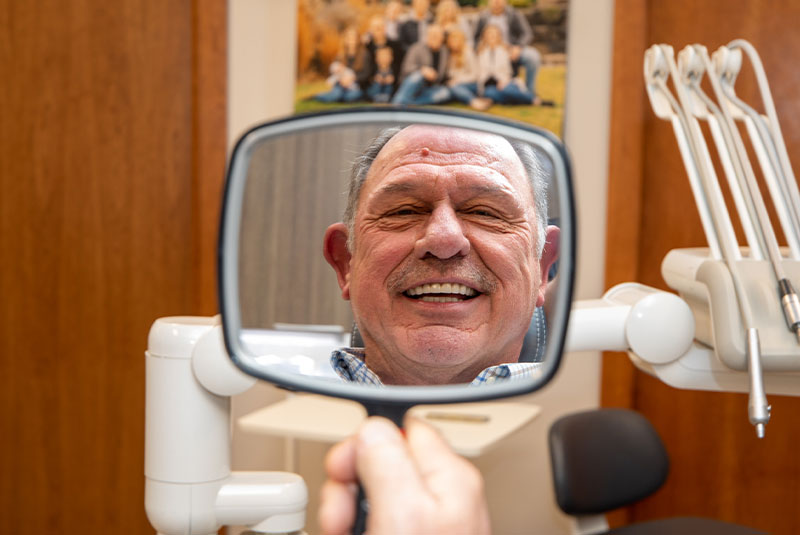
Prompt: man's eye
<box><xmin>466</xmin><ymin>208</ymin><xmax>499</xmax><ymax>218</ymax></box>
<box><xmin>387</xmin><ymin>207</ymin><xmax>421</xmax><ymax>216</ymax></box>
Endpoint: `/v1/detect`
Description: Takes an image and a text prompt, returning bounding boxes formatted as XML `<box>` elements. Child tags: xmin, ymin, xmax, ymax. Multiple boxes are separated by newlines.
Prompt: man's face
<box><xmin>376</xmin><ymin>48</ymin><xmax>393</xmax><ymax>69</ymax></box>
<box><xmin>369</xmin><ymin>17</ymin><xmax>386</xmax><ymax>42</ymax></box>
<box><xmin>489</xmin><ymin>0</ymin><xmax>506</xmax><ymax>15</ymax></box>
<box><xmin>324</xmin><ymin>126</ymin><xmax>557</xmax><ymax>385</ymax></box>
<box><xmin>412</xmin><ymin>0</ymin><xmax>429</xmax><ymax>18</ymax></box>
<box><xmin>426</xmin><ymin>26</ymin><xmax>444</xmax><ymax>50</ymax></box>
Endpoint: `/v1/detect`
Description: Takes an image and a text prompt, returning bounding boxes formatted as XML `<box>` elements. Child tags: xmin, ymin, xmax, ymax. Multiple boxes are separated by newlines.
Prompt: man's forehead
<box><xmin>368</xmin><ymin>125</ymin><xmax>525</xmax><ymax>184</ymax></box>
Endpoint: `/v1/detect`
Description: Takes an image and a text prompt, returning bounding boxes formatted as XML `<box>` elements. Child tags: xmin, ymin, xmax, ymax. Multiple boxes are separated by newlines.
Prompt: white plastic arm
<box><xmin>566</xmin><ymin>283</ymin><xmax>800</xmax><ymax>398</ymax></box>
<box><xmin>565</xmin><ymin>283</ymin><xmax>695</xmax><ymax>364</ymax></box>
<box><xmin>145</xmin><ymin>317</ymin><xmax>308</xmax><ymax>535</ymax></box>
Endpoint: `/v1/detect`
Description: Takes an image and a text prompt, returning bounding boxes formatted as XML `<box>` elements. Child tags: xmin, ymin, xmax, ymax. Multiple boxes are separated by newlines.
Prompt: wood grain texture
<box><xmin>603</xmin><ymin>1</ymin><xmax>800</xmax><ymax>532</ymax></box>
<box><xmin>601</xmin><ymin>0</ymin><xmax>648</xmax><ymax>525</ymax></box>
<box><xmin>601</xmin><ymin>0</ymin><xmax>647</xmax><ymax>415</ymax></box>
<box><xmin>192</xmin><ymin>0</ymin><xmax>228</xmax><ymax>316</ymax></box>
<box><xmin>0</xmin><ymin>0</ymin><xmax>225</xmax><ymax>532</ymax></box>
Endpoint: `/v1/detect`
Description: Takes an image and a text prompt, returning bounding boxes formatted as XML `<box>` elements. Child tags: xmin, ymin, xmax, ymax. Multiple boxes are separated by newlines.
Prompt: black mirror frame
<box><xmin>218</xmin><ymin>107</ymin><xmax>575</xmax><ymax>408</ymax></box>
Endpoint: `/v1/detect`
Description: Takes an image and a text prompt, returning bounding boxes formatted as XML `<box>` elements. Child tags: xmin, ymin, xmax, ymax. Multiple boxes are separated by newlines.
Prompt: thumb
<box><xmin>405</xmin><ymin>416</ymin><xmax>481</xmax><ymax>498</ymax></box>
<box><xmin>405</xmin><ymin>416</ymin><xmax>491</xmax><ymax>533</ymax></box>
<box><xmin>354</xmin><ymin>417</ymin><xmax>430</xmax><ymax>530</ymax></box>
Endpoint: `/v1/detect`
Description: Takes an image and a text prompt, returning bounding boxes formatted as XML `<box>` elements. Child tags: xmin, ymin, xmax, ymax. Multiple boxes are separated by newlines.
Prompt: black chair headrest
<box><xmin>548</xmin><ymin>408</ymin><xmax>669</xmax><ymax>515</ymax></box>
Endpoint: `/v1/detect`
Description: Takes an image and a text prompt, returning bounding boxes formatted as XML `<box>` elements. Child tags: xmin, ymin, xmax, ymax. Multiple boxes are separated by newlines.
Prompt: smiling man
<box><xmin>323</xmin><ymin>125</ymin><xmax>559</xmax><ymax>385</ymax></box>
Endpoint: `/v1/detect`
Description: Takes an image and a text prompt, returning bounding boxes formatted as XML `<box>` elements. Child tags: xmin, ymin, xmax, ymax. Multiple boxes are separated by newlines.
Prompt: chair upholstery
<box><xmin>548</xmin><ymin>409</ymin><xmax>766</xmax><ymax>535</ymax></box>
<box><xmin>549</xmin><ymin>409</ymin><xmax>668</xmax><ymax>515</ymax></box>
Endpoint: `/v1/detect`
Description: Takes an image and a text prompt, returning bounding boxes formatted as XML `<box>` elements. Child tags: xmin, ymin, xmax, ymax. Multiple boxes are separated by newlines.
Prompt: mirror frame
<box><xmin>219</xmin><ymin>108</ymin><xmax>575</xmax><ymax>406</ymax></box>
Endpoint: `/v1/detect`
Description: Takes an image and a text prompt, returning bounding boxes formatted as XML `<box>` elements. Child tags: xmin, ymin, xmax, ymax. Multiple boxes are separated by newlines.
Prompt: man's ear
<box><xmin>323</xmin><ymin>222</ymin><xmax>352</xmax><ymax>300</ymax></box>
<box><xmin>535</xmin><ymin>225</ymin><xmax>560</xmax><ymax>308</ymax></box>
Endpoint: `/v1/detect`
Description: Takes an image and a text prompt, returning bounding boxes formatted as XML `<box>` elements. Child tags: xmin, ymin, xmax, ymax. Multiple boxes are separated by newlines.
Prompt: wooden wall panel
<box><xmin>192</xmin><ymin>0</ymin><xmax>229</xmax><ymax>316</ymax></box>
<box><xmin>604</xmin><ymin>1</ymin><xmax>800</xmax><ymax>533</ymax></box>
<box><xmin>0</xmin><ymin>1</ymin><xmax>226</xmax><ymax>533</ymax></box>
<box><xmin>601</xmin><ymin>0</ymin><xmax>648</xmax><ymax>415</ymax></box>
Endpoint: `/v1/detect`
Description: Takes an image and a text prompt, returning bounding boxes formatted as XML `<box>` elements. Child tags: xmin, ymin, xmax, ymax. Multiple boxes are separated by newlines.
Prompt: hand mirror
<box><xmin>219</xmin><ymin>108</ymin><xmax>574</xmax><ymax>420</ymax></box>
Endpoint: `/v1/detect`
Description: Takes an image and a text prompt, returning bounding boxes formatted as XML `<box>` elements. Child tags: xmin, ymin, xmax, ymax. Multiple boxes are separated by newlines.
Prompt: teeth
<box><xmin>406</xmin><ymin>283</ymin><xmax>478</xmax><ymax>297</ymax></box>
<box><xmin>420</xmin><ymin>296</ymin><xmax>461</xmax><ymax>303</ymax></box>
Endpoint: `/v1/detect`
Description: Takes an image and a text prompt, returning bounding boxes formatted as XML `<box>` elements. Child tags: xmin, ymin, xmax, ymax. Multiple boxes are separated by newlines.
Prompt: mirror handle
<box><xmin>352</xmin><ymin>486</ymin><xmax>369</xmax><ymax>535</ymax></box>
<box><xmin>351</xmin><ymin>402</ymin><xmax>411</xmax><ymax>534</ymax></box>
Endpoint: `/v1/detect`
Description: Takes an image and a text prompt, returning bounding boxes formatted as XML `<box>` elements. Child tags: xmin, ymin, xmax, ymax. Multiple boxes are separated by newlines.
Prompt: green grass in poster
<box><xmin>294</xmin><ymin>65</ymin><xmax>565</xmax><ymax>137</ymax></box>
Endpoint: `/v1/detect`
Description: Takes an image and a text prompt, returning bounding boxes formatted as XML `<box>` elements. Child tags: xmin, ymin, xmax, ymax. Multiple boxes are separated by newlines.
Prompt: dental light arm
<box><xmin>145</xmin><ymin>317</ymin><xmax>308</xmax><ymax>535</ymax></box>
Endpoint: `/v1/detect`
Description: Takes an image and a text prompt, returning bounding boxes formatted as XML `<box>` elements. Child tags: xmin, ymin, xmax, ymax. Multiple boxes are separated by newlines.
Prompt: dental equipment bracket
<box><xmin>662</xmin><ymin>248</ymin><xmax>800</xmax><ymax>371</ymax></box>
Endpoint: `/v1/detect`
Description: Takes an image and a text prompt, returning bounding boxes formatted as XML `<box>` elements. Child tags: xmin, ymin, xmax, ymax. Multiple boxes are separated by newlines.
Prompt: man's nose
<box><xmin>414</xmin><ymin>205</ymin><xmax>470</xmax><ymax>259</ymax></box>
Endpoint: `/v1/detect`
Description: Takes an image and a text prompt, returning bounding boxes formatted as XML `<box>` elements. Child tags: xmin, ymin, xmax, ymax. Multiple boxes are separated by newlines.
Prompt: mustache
<box><xmin>386</xmin><ymin>256</ymin><xmax>498</xmax><ymax>294</ymax></box>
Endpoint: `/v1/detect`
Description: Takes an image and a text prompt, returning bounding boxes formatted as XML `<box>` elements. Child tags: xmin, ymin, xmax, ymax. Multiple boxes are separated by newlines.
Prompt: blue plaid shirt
<box><xmin>330</xmin><ymin>348</ymin><xmax>543</xmax><ymax>386</ymax></box>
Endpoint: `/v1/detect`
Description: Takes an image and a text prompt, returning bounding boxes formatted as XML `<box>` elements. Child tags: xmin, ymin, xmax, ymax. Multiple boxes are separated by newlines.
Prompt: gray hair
<box><xmin>344</xmin><ymin>127</ymin><xmax>549</xmax><ymax>255</ymax></box>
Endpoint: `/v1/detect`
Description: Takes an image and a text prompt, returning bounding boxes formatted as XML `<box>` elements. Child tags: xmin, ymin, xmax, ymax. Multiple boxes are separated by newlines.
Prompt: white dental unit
<box><xmin>144</xmin><ymin>41</ymin><xmax>800</xmax><ymax>534</ymax></box>
<box><xmin>570</xmin><ymin>39</ymin><xmax>800</xmax><ymax>439</ymax></box>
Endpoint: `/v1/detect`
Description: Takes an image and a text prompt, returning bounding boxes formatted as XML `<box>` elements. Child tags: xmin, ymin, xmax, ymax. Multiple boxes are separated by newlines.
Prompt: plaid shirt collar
<box><xmin>330</xmin><ymin>348</ymin><xmax>542</xmax><ymax>386</ymax></box>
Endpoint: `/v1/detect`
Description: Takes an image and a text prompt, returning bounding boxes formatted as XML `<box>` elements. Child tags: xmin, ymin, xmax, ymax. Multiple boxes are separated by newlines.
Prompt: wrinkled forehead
<box><xmin>366</xmin><ymin>125</ymin><xmax>530</xmax><ymax>196</ymax></box>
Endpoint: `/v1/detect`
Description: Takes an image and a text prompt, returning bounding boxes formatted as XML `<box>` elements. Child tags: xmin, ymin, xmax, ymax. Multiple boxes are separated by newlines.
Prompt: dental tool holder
<box><xmin>145</xmin><ymin>317</ymin><xmax>308</xmax><ymax>535</ymax></box>
<box><xmin>643</xmin><ymin>39</ymin><xmax>800</xmax><ymax>436</ymax></box>
<box><xmin>663</xmin><ymin>248</ymin><xmax>800</xmax><ymax>371</ymax></box>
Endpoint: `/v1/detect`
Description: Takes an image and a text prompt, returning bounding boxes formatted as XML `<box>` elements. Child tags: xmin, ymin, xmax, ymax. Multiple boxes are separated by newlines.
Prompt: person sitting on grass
<box><xmin>474</xmin><ymin>0</ymin><xmax>544</xmax><ymax>101</ymax></box>
<box><xmin>383</xmin><ymin>0</ymin><xmax>405</xmax><ymax>42</ymax></box>
<box><xmin>435</xmin><ymin>0</ymin><xmax>474</xmax><ymax>49</ymax></box>
<box><xmin>363</xmin><ymin>15</ymin><xmax>402</xmax><ymax>97</ymax></box>
<box><xmin>443</xmin><ymin>27</ymin><xmax>491</xmax><ymax>111</ymax></box>
<box><xmin>476</xmin><ymin>24</ymin><xmax>553</xmax><ymax>107</ymax></box>
<box><xmin>367</xmin><ymin>46</ymin><xmax>396</xmax><ymax>103</ymax></box>
<box><xmin>391</xmin><ymin>24</ymin><xmax>450</xmax><ymax>106</ymax></box>
<box><xmin>399</xmin><ymin>0</ymin><xmax>433</xmax><ymax>54</ymax></box>
<box><xmin>313</xmin><ymin>27</ymin><xmax>368</xmax><ymax>103</ymax></box>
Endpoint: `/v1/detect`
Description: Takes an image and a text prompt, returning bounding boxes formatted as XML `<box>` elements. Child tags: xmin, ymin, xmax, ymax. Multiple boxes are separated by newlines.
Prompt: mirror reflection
<box><xmin>233</xmin><ymin>114</ymin><xmax>567</xmax><ymax>388</ymax></box>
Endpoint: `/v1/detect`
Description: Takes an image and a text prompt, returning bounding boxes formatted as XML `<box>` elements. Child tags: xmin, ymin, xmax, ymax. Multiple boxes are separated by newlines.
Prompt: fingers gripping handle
<box><xmin>351</xmin><ymin>403</ymin><xmax>410</xmax><ymax>535</ymax></box>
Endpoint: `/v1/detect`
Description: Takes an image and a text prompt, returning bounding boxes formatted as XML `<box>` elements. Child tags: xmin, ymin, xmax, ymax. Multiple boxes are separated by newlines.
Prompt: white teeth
<box><xmin>420</xmin><ymin>296</ymin><xmax>461</xmax><ymax>303</ymax></box>
<box><xmin>406</xmin><ymin>283</ymin><xmax>478</xmax><ymax>297</ymax></box>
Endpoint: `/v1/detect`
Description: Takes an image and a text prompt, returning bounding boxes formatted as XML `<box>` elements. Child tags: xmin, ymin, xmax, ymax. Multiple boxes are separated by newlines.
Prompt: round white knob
<box><xmin>626</xmin><ymin>293</ymin><xmax>695</xmax><ymax>364</ymax></box>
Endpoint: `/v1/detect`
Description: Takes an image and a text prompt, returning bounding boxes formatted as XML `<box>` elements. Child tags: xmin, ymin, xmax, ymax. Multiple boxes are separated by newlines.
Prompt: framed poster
<box><xmin>295</xmin><ymin>0</ymin><xmax>568</xmax><ymax>136</ymax></box>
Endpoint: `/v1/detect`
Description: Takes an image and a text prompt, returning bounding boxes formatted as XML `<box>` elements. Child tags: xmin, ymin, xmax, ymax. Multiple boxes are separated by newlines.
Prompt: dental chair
<box><xmin>548</xmin><ymin>409</ymin><xmax>765</xmax><ymax>535</ymax></box>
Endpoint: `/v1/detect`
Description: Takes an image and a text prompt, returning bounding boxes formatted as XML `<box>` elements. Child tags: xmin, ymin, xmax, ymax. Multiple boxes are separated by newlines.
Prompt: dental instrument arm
<box><xmin>643</xmin><ymin>45</ymin><xmax>724</xmax><ymax>261</ymax></box>
<box><xmin>646</xmin><ymin>44</ymin><xmax>772</xmax><ymax>436</ymax></box>
<box><xmin>145</xmin><ymin>317</ymin><xmax>308</xmax><ymax>535</ymax></box>
<box><xmin>711</xmin><ymin>44</ymin><xmax>800</xmax><ymax>339</ymax></box>
<box><xmin>566</xmin><ymin>284</ymin><xmax>800</xmax><ymax>399</ymax></box>
<box><xmin>716</xmin><ymin>68</ymin><xmax>800</xmax><ymax>257</ymax></box>
<box><xmin>699</xmin><ymin>45</ymin><xmax>800</xmax><ymax>345</ymax></box>
<box><xmin>676</xmin><ymin>46</ymin><xmax>766</xmax><ymax>260</ymax></box>
<box><xmin>727</xmin><ymin>39</ymin><xmax>800</xmax><ymax>229</ymax></box>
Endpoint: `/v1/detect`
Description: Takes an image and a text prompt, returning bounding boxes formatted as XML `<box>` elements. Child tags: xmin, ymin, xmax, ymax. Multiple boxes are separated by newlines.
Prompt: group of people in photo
<box><xmin>311</xmin><ymin>0</ymin><xmax>555</xmax><ymax>110</ymax></box>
